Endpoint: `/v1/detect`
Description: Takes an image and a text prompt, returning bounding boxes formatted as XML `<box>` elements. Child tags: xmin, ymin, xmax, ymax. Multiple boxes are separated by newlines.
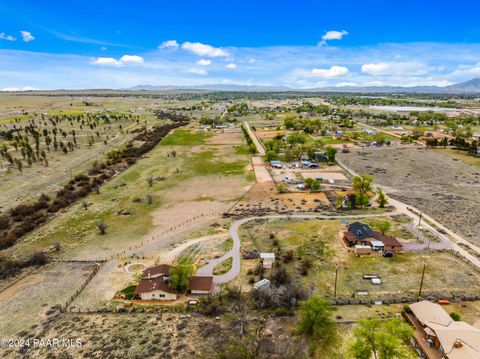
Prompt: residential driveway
<box><xmin>337</xmin><ymin>158</ymin><xmax>480</xmax><ymax>269</ymax></box>
<box><xmin>196</xmin><ymin>212</ymin><xmax>402</xmax><ymax>285</ymax></box>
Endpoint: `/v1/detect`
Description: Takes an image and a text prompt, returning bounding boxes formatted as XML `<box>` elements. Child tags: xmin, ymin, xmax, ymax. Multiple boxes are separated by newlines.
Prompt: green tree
<box><xmin>169</xmin><ymin>260</ymin><xmax>194</xmax><ymax>291</ymax></box>
<box><xmin>305</xmin><ymin>178</ymin><xmax>321</xmax><ymax>193</ymax></box>
<box><xmin>325</xmin><ymin>145</ymin><xmax>337</xmax><ymax>162</ymax></box>
<box><xmin>376</xmin><ymin>187</ymin><xmax>388</xmax><ymax>208</ymax></box>
<box><xmin>349</xmin><ymin>318</ymin><xmax>413</xmax><ymax>359</ymax></box>
<box><xmin>374</xmin><ymin>220</ymin><xmax>391</xmax><ymax>235</ymax></box>
<box><xmin>296</xmin><ymin>296</ymin><xmax>337</xmax><ymax>354</ymax></box>
<box><xmin>353</xmin><ymin>174</ymin><xmax>374</xmax><ymax>209</ymax></box>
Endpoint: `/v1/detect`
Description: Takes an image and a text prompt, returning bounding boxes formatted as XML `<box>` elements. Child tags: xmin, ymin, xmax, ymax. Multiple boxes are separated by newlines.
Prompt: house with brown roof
<box><xmin>187</xmin><ymin>276</ymin><xmax>213</xmax><ymax>295</ymax></box>
<box><xmin>134</xmin><ymin>264</ymin><xmax>177</xmax><ymax>301</ymax></box>
<box><xmin>343</xmin><ymin>222</ymin><xmax>403</xmax><ymax>252</ymax></box>
<box><xmin>406</xmin><ymin>301</ymin><xmax>480</xmax><ymax>359</ymax></box>
<box><xmin>133</xmin><ymin>265</ymin><xmax>214</xmax><ymax>301</ymax></box>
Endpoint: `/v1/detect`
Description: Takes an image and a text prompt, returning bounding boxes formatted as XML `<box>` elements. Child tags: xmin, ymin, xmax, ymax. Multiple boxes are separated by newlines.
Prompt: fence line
<box><xmin>105</xmin><ymin>211</ymin><xmax>220</xmax><ymax>261</ymax></box>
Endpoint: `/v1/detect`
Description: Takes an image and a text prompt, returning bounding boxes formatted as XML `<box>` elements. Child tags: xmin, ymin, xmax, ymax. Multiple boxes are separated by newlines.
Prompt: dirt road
<box><xmin>337</xmin><ymin>157</ymin><xmax>480</xmax><ymax>269</ymax></box>
<box><xmin>244</xmin><ymin>121</ymin><xmax>265</xmax><ymax>155</ymax></box>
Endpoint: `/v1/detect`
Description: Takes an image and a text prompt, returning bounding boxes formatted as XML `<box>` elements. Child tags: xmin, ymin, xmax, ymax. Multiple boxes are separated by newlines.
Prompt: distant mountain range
<box><xmin>127</xmin><ymin>78</ymin><xmax>480</xmax><ymax>93</ymax></box>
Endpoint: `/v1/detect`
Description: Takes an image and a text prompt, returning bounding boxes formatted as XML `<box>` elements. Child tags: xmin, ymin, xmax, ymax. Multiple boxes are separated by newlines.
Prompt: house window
<box><xmin>159</xmin><ymin>294</ymin><xmax>165</xmax><ymax>298</ymax></box>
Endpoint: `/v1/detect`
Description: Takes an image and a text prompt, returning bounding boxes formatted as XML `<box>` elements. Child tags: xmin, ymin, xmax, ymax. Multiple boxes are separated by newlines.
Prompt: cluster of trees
<box><xmin>241</xmin><ymin>125</ymin><xmax>257</xmax><ymax>154</ymax></box>
<box><xmin>0</xmin><ymin>251</ymin><xmax>49</xmax><ymax>280</ymax></box>
<box><xmin>0</xmin><ymin>112</ymin><xmax>136</xmax><ymax>172</ymax></box>
<box><xmin>0</xmin><ymin>121</ymin><xmax>187</xmax><ymax>255</ymax></box>
<box><xmin>264</xmin><ymin>132</ymin><xmax>324</xmax><ymax>162</ymax></box>
<box><xmin>426</xmin><ymin>136</ymin><xmax>478</xmax><ymax>155</ymax></box>
<box><xmin>336</xmin><ymin>174</ymin><xmax>385</xmax><ymax>210</ymax></box>
<box><xmin>227</xmin><ymin>102</ymin><xmax>250</xmax><ymax>116</ymax></box>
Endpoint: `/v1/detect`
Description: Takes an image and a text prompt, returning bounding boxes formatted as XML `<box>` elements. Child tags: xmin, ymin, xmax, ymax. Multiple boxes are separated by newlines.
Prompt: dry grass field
<box><xmin>339</xmin><ymin>148</ymin><xmax>480</xmax><ymax>244</ymax></box>
<box><xmin>233</xmin><ymin>218</ymin><xmax>480</xmax><ymax>298</ymax></box>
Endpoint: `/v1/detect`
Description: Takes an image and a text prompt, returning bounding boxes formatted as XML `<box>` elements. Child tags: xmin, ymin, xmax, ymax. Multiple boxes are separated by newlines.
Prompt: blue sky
<box><xmin>1</xmin><ymin>0</ymin><xmax>480</xmax><ymax>89</ymax></box>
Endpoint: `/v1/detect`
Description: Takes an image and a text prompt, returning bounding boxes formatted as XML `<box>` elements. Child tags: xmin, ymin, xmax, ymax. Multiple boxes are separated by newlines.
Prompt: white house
<box><xmin>134</xmin><ymin>264</ymin><xmax>177</xmax><ymax>301</ymax></box>
<box><xmin>260</xmin><ymin>253</ymin><xmax>275</xmax><ymax>268</ymax></box>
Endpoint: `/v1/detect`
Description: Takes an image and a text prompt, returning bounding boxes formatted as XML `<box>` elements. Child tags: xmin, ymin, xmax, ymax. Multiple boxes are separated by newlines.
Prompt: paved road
<box><xmin>336</xmin><ymin>158</ymin><xmax>480</xmax><ymax>269</ymax></box>
<box><xmin>243</xmin><ymin>121</ymin><xmax>265</xmax><ymax>155</ymax></box>
<box><xmin>196</xmin><ymin>212</ymin><xmax>401</xmax><ymax>284</ymax></box>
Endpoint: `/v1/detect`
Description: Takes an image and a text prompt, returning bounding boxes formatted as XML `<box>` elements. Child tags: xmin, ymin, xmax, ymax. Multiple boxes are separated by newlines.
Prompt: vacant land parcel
<box><xmin>339</xmin><ymin>148</ymin><xmax>480</xmax><ymax>244</ymax></box>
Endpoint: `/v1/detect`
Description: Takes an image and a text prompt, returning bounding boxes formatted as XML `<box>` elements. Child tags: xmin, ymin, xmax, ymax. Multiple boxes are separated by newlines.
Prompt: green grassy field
<box><xmin>10</xmin><ymin>129</ymin><xmax>252</xmax><ymax>260</ymax></box>
<box><xmin>434</xmin><ymin>148</ymin><xmax>480</xmax><ymax>168</ymax></box>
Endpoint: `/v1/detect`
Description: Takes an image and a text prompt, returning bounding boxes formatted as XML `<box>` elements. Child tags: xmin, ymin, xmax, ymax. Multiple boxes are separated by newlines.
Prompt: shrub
<box><xmin>450</xmin><ymin>312</ymin><xmax>461</xmax><ymax>321</ymax></box>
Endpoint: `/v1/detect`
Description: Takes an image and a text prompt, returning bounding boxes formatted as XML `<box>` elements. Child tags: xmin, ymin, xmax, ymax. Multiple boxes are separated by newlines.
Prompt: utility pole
<box><xmin>418</xmin><ymin>212</ymin><xmax>423</xmax><ymax>227</ymax></box>
<box><xmin>333</xmin><ymin>264</ymin><xmax>339</xmax><ymax>298</ymax></box>
<box><xmin>418</xmin><ymin>263</ymin><xmax>427</xmax><ymax>297</ymax></box>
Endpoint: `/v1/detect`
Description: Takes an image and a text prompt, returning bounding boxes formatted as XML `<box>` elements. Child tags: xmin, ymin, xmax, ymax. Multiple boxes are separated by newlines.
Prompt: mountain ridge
<box><xmin>127</xmin><ymin>78</ymin><xmax>480</xmax><ymax>93</ymax></box>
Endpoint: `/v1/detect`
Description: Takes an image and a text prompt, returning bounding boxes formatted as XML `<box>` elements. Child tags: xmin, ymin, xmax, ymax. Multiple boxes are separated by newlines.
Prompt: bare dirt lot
<box><xmin>339</xmin><ymin>148</ymin><xmax>480</xmax><ymax>244</ymax></box>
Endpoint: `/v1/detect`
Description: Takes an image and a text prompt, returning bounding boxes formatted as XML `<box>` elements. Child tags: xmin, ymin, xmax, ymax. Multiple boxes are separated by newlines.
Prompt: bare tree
<box><xmin>146</xmin><ymin>194</ymin><xmax>153</xmax><ymax>204</ymax></box>
<box><xmin>146</xmin><ymin>175</ymin><xmax>154</xmax><ymax>187</ymax></box>
<box><xmin>96</xmin><ymin>220</ymin><xmax>107</xmax><ymax>235</ymax></box>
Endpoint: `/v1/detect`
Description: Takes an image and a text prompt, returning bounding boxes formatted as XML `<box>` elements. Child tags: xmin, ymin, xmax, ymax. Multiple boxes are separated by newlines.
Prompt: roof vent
<box><xmin>453</xmin><ymin>340</ymin><xmax>463</xmax><ymax>348</ymax></box>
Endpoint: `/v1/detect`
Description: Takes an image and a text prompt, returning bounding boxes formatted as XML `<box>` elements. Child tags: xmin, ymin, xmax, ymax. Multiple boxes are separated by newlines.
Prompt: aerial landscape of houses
<box><xmin>1</xmin><ymin>1</ymin><xmax>480</xmax><ymax>358</ymax></box>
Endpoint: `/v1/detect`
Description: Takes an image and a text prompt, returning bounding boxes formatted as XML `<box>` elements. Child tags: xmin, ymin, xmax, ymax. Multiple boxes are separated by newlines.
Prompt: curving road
<box><xmin>196</xmin><ymin>212</ymin><xmax>401</xmax><ymax>284</ymax></box>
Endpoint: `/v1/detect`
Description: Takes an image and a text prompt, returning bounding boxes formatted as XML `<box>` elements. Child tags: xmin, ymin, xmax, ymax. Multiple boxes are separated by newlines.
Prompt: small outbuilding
<box><xmin>253</xmin><ymin>278</ymin><xmax>271</xmax><ymax>290</ymax></box>
<box><xmin>370</xmin><ymin>240</ymin><xmax>385</xmax><ymax>251</ymax></box>
<box><xmin>260</xmin><ymin>253</ymin><xmax>276</xmax><ymax>268</ymax></box>
<box><xmin>354</xmin><ymin>245</ymin><xmax>373</xmax><ymax>256</ymax></box>
<box><xmin>187</xmin><ymin>276</ymin><xmax>213</xmax><ymax>295</ymax></box>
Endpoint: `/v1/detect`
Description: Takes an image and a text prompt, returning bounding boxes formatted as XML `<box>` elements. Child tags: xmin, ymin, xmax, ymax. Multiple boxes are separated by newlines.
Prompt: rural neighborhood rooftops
<box><xmin>347</xmin><ymin>222</ymin><xmax>376</xmax><ymax>240</ymax></box>
<box><xmin>373</xmin><ymin>231</ymin><xmax>403</xmax><ymax>248</ymax></box>
<box><xmin>134</xmin><ymin>276</ymin><xmax>176</xmax><ymax>294</ymax></box>
<box><xmin>260</xmin><ymin>253</ymin><xmax>275</xmax><ymax>259</ymax></box>
<box><xmin>370</xmin><ymin>240</ymin><xmax>384</xmax><ymax>247</ymax></box>
<box><xmin>142</xmin><ymin>264</ymin><xmax>172</xmax><ymax>278</ymax></box>
<box><xmin>409</xmin><ymin>301</ymin><xmax>480</xmax><ymax>359</ymax></box>
<box><xmin>410</xmin><ymin>300</ymin><xmax>453</xmax><ymax>327</ymax></box>
<box><xmin>187</xmin><ymin>276</ymin><xmax>213</xmax><ymax>291</ymax></box>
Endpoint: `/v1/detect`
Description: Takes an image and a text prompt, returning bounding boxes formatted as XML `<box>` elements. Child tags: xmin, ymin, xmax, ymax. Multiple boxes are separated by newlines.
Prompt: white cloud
<box><xmin>311</xmin><ymin>66</ymin><xmax>350</xmax><ymax>78</ymax></box>
<box><xmin>187</xmin><ymin>68</ymin><xmax>208</xmax><ymax>75</ymax></box>
<box><xmin>448</xmin><ymin>62</ymin><xmax>480</xmax><ymax>79</ymax></box>
<box><xmin>319</xmin><ymin>30</ymin><xmax>348</xmax><ymax>46</ymax></box>
<box><xmin>90</xmin><ymin>55</ymin><xmax>144</xmax><ymax>67</ymax></box>
<box><xmin>119</xmin><ymin>55</ymin><xmax>144</xmax><ymax>64</ymax></box>
<box><xmin>20</xmin><ymin>31</ymin><xmax>35</xmax><ymax>42</ymax></box>
<box><xmin>197</xmin><ymin>59</ymin><xmax>211</xmax><ymax>66</ymax></box>
<box><xmin>101</xmin><ymin>46</ymin><xmax>107</xmax><ymax>51</ymax></box>
<box><xmin>90</xmin><ymin>57</ymin><xmax>122</xmax><ymax>67</ymax></box>
<box><xmin>159</xmin><ymin>40</ymin><xmax>179</xmax><ymax>49</ymax></box>
<box><xmin>181</xmin><ymin>41</ymin><xmax>229</xmax><ymax>57</ymax></box>
<box><xmin>225</xmin><ymin>63</ymin><xmax>237</xmax><ymax>69</ymax></box>
<box><xmin>361</xmin><ymin>61</ymin><xmax>431</xmax><ymax>76</ymax></box>
<box><xmin>0</xmin><ymin>32</ymin><xmax>16</xmax><ymax>41</ymax></box>
<box><xmin>361</xmin><ymin>62</ymin><xmax>391</xmax><ymax>75</ymax></box>
<box><xmin>1</xmin><ymin>86</ymin><xmax>37</xmax><ymax>91</ymax></box>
